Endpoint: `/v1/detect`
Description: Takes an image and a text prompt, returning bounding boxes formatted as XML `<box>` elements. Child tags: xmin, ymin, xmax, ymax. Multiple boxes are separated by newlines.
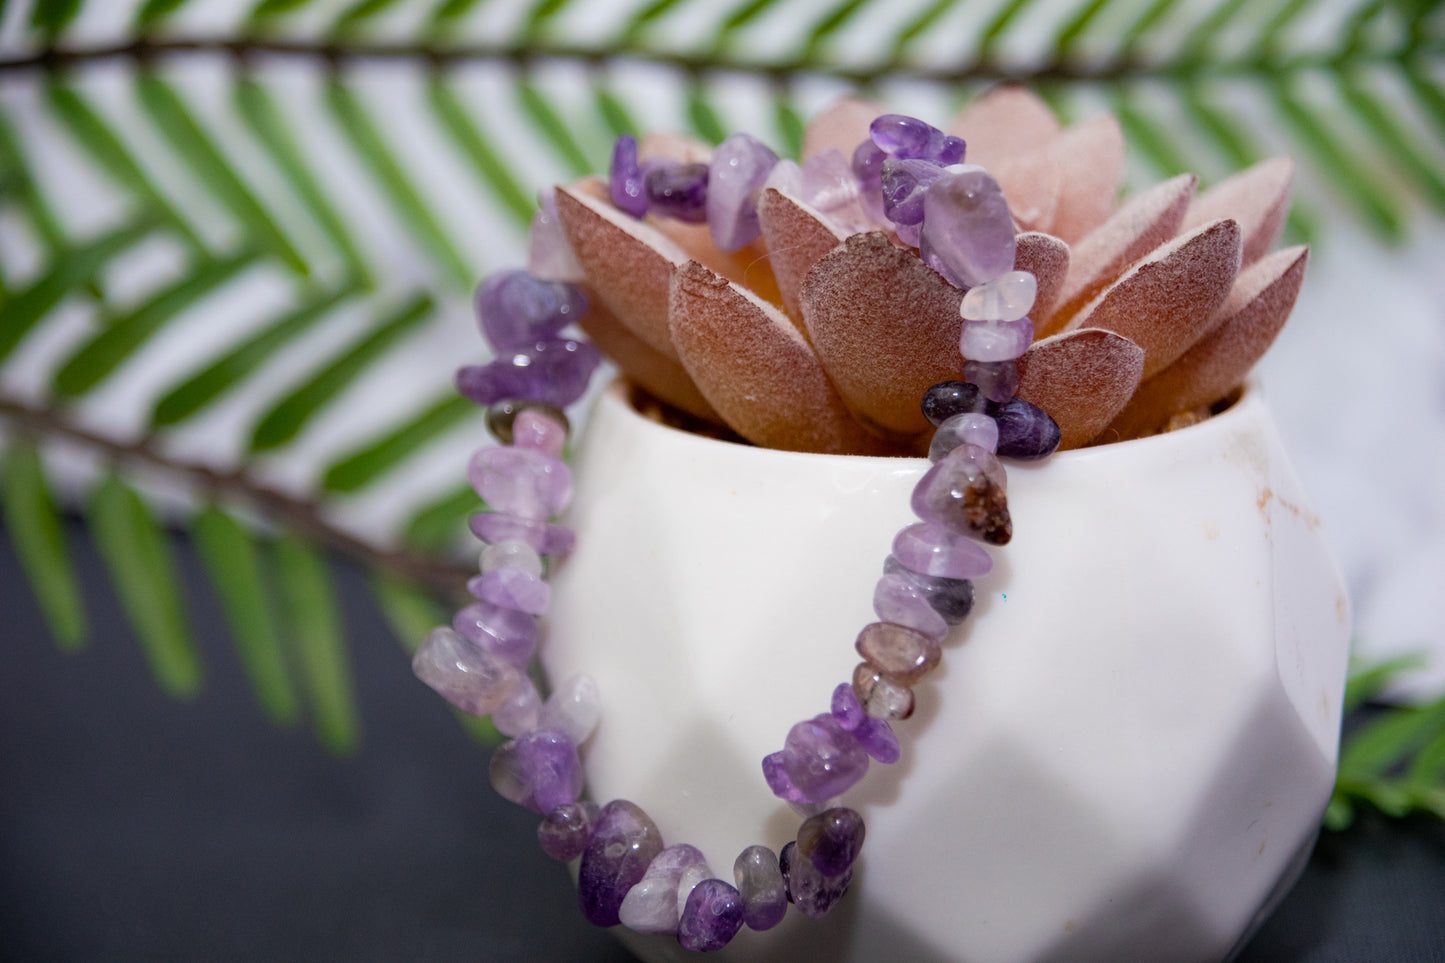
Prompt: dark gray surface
<box><xmin>2</xmin><ymin>520</ymin><xmax>1443</xmax><ymax>962</ymax></box>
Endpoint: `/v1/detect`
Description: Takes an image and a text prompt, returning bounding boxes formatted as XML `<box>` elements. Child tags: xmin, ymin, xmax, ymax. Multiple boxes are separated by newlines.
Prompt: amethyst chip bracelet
<box><xmin>412</xmin><ymin>112</ymin><xmax>1062</xmax><ymax>952</ymax></box>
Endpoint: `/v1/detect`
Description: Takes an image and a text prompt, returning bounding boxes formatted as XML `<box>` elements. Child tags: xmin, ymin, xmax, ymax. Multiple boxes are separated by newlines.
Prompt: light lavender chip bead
<box><xmin>518</xmin><ymin>729</ymin><xmax>584</xmax><ymax>813</ymax></box>
<box><xmin>959</xmin><ymin>315</ymin><xmax>1034</xmax><ymax>362</ymax></box>
<box><xmin>539</xmin><ymin>673</ymin><xmax>601</xmax><ymax>744</ymax></box>
<box><xmin>781</xmin><ymin>713</ymin><xmax>869</xmax><ymax>803</ymax></box>
<box><xmin>468</xmin><ymin>568</ymin><xmax>551</xmax><ymax>615</ymax></box>
<box><xmin>579</xmin><ymin>800</ymin><xmax>665</xmax><ymax>927</ymax></box>
<box><xmin>762</xmin><ymin>751</ymin><xmax>808</xmax><ymax>803</ymax></box>
<box><xmin>538</xmin><ymin>801</ymin><xmax>597</xmax><ymax>862</ymax></box>
<box><xmin>708</xmin><ymin>132</ymin><xmax>778</xmax><ymax>253</ymax></box>
<box><xmin>830</xmin><ymin>681</ymin><xmax>865</xmax><ymax>732</ymax></box>
<box><xmin>911</xmin><ymin>443</ymin><xmax>1013</xmax><ymax>546</ymax></box>
<box><xmin>469</xmin><ymin>513</ymin><xmax>575</xmax><ymax>557</ymax></box>
<box><xmin>452</xmin><ymin>601</ymin><xmax>538</xmax><ymax>669</ymax></box>
<box><xmin>961</xmin><ymin>270</ymin><xmax>1037</xmax><ymax>322</ymax></box>
<box><xmin>734</xmin><ymin>845</ymin><xmax>787</xmax><ymax>932</ymax></box>
<box><xmin>528</xmin><ymin>191</ymin><xmax>583</xmax><ymax>282</ymax></box>
<box><xmin>873</xmin><ymin>572</ymin><xmax>949</xmax><ymax>639</ymax></box>
<box><xmin>511</xmin><ymin>408</ymin><xmax>568</xmax><ymax>459</ymax></box>
<box><xmin>884</xmin><ymin>556</ymin><xmax>975</xmax><ymax>625</ymax></box>
<box><xmin>678</xmin><ymin>879</ymin><xmax>745</xmax><ymax>952</ymax></box>
<box><xmin>493</xmin><ymin>676</ymin><xmax>542</xmax><ymax>737</ymax></box>
<box><xmin>618</xmin><ymin>843</ymin><xmax>706</xmax><ymax>934</ymax></box>
<box><xmin>854</xmin><ymin>716</ymin><xmax>901</xmax><ymax>764</ymax></box>
<box><xmin>930</xmin><ymin>411</ymin><xmax>999</xmax><ymax>461</ymax></box>
<box><xmin>468</xmin><ymin>446</ymin><xmax>572</xmax><ymax>520</ymax></box>
<box><xmin>963</xmin><ymin>359</ymin><xmax>1020</xmax><ymax>404</ymax></box>
<box><xmin>480</xmin><ymin>538</ymin><xmax>543</xmax><ymax>576</ymax></box>
<box><xmin>919</xmin><ymin>167</ymin><xmax>1016</xmax><ymax>289</ymax></box>
<box><xmin>893</xmin><ymin>521</ymin><xmax>994</xmax><ymax>579</ymax></box>
<box><xmin>412</xmin><ymin>626</ymin><xmax>521</xmax><ymax>717</ymax></box>
<box><xmin>675</xmin><ymin>861</ymin><xmax>714</xmax><ymax>920</ymax></box>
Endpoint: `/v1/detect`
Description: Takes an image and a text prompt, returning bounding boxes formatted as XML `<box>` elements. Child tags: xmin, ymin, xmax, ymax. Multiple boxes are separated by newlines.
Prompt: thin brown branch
<box><xmin>0</xmin><ymin>395</ymin><xmax>473</xmax><ymax>598</ymax></box>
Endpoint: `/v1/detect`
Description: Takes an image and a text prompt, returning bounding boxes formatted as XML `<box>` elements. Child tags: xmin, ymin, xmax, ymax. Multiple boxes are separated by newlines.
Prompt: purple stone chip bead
<box><xmin>920</xmin><ymin>167</ymin><xmax>1016</xmax><ymax>289</ymax></box>
<box><xmin>708</xmin><ymin>132</ymin><xmax>779</xmax><ymax>253</ymax></box>
<box><xmin>538</xmin><ymin>801</ymin><xmax>598</xmax><ymax>862</ymax></box>
<box><xmin>921</xmin><ymin>379</ymin><xmax>986</xmax><ymax>426</ymax></box>
<box><xmin>456</xmin><ymin>337</ymin><xmax>601</xmax><ymax>409</ymax></box>
<box><xmin>578</xmin><ymin>800</ymin><xmax>665</xmax><ymax>927</ymax></box>
<box><xmin>493</xmin><ymin>676</ymin><xmax>542</xmax><ymax>737</ymax></box>
<box><xmin>467</xmin><ymin>446</ymin><xmax>571</xmax><ymax>521</ymax></box>
<box><xmin>988</xmin><ymin>396</ymin><xmax>1062</xmax><ymax>460</ymax></box>
<box><xmin>780</xmin><ymin>841</ymin><xmax>852</xmax><ymax>918</ymax></box>
<box><xmin>734</xmin><ymin>845</ymin><xmax>787</xmax><ymax>932</ymax></box>
<box><xmin>797</xmin><ymin>807</ymin><xmax>866</xmax><ymax>877</ymax></box>
<box><xmin>468</xmin><ymin>567</ymin><xmax>551</xmax><ymax>616</ymax></box>
<box><xmin>964</xmin><ymin>359</ymin><xmax>1021</xmax><ymax>403</ymax></box>
<box><xmin>645</xmin><ymin>161</ymin><xmax>710</xmax><ymax>223</ymax></box>
<box><xmin>412</xmin><ymin>626</ymin><xmax>521</xmax><ymax>717</ymax></box>
<box><xmin>476</xmin><ymin>270</ymin><xmax>588</xmax><ymax>352</ymax></box>
<box><xmin>830</xmin><ymin>682</ymin><xmax>865</xmax><ymax>731</ymax></box>
<box><xmin>781</xmin><ymin>714</ymin><xmax>870</xmax><ymax>804</ymax></box>
<box><xmin>762</xmin><ymin>751</ymin><xmax>808</xmax><ymax>804</ymax></box>
<box><xmin>800</xmin><ymin>149</ymin><xmax>872</xmax><ymax>234</ymax></box>
<box><xmin>619</xmin><ymin>843</ymin><xmax>706</xmax><ymax>934</ymax></box>
<box><xmin>491</xmin><ymin>729</ymin><xmax>583</xmax><ymax>814</ymax></box>
<box><xmin>609</xmin><ymin>134</ymin><xmax>648</xmax><ymax>218</ymax></box>
<box><xmin>869</xmin><ymin>114</ymin><xmax>965</xmax><ymax>164</ymax></box>
<box><xmin>538</xmin><ymin>673</ymin><xmax>602</xmax><ymax>745</ymax></box>
<box><xmin>528</xmin><ymin>191</ymin><xmax>582</xmax><ymax>282</ymax></box>
<box><xmin>873</xmin><ymin>571</ymin><xmax>948</xmax><ymax>639</ymax></box>
<box><xmin>959</xmin><ymin>315</ymin><xmax>1034</xmax><ymax>363</ymax></box>
<box><xmin>930</xmin><ymin>411</ymin><xmax>999</xmax><ymax>461</ymax></box>
<box><xmin>511</xmin><ymin>407</ymin><xmax>568</xmax><ymax>459</ymax></box>
<box><xmin>452</xmin><ymin>601</ymin><xmax>538</xmax><ymax>669</ymax></box>
<box><xmin>893</xmin><ymin>521</ymin><xmax>994</xmax><ymax>579</ymax></box>
<box><xmin>879</xmin><ymin>157</ymin><xmax>946</xmax><ymax>228</ymax></box>
<box><xmin>884</xmin><ymin>556</ymin><xmax>975</xmax><ymax>625</ymax></box>
<box><xmin>678</xmin><ymin>879</ymin><xmax>746</xmax><ymax>952</ymax></box>
<box><xmin>851</xmin><ymin>139</ymin><xmax>886</xmax><ymax>191</ymax></box>
<box><xmin>854</xmin><ymin>716</ymin><xmax>901</xmax><ymax>764</ymax></box>
<box><xmin>911</xmin><ymin>443</ymin><xmax>1013</xmax><ymax>546</ymax></box>
<box><xmin>470</xmin><ymin>513</ymin><xmax>576</xmax><ymax>557</ymax></box>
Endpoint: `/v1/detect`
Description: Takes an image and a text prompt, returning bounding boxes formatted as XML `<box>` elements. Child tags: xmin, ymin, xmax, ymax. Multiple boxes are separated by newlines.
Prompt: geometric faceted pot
<box><xmin>544</xmin><ymin>379</ymin><xmax>1350</xmax><ymax>963</ymax></box>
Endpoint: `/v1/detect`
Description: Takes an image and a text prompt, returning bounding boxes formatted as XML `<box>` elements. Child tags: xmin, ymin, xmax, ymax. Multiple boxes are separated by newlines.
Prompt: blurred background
<box><xmin>1</xmin><ymin>0</ymin><xmax>1443</xmax><ymax>959</ymax></box>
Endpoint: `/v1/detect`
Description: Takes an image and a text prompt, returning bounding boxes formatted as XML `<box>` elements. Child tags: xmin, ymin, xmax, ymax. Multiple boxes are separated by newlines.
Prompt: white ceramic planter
<box><xmin>544</xmin><ymin>379</ymin><xmax>1350</xmax><ymax>963</ymax></box>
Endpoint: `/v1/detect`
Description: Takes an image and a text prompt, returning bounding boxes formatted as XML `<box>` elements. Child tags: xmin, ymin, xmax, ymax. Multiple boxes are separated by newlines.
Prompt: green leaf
<box><xmin>1339</xmin><ymin>71</ymin><xmax>1445</xmax><ymax>213</ymax></box>
<box><xmin>978</xmin><ymin>0</ymin><xmax>1043</xmax><ymax>64</ymax></box>
<box><xmin>248</xmin><ymin>294</ymin><xmax>433</xmax><ymax>452</ymax></box>
<box><xmin>327</xmin><ymin>79</ymin><xmax>474</xmax><ymax>290</ymax></box>
<box><xmin>428</xmin><ymin>0</ymin><xmax>486</xmax><ymax>31</ymax></box>
<box><xmin>1119</xmin><ymin>0</ymin><xmax>1186</xmax><ymax>59</ymax></box>
<box><xmin>332</xmin><ymin>0</ymin><xmax>406</xmax><ymax>33</ymax></box>
<box><xmin>322</xmin><ymin>394</ymin><xmax>476</xmax><ymax>493</ymax></box>
<box><xmin>799</xmin><ymin>0</ymin><xmax>871</xmax><ymax>63</ymax></box>
<box><xmin>1112</xmin><ymin>89</ymin><xmax>1193</xmax><ymax>180</ymax></box>
<box><xmin>889</xmin><ymin>0</ymin><xmax>957</xmax><ymax>63</ymax></box>
<box><xmin>403</xmin><ymin>482</ymin><xmax>483</xmax><ymax>553</ymax></box>
<box><xmin>192</xmin><ymin>505</ymin><xmax>299</xmax><ymax>725</ymax></box>
<box><xmin>45</xmin><ymin>81</ymin><xmax>204</xmax><ymax>250</ymax></box>
<box><xmin>30</xmin><ymin>0</ymin><xmax>82</xmax><ymax>38</ymax></box>
<box><xmin>136</xmin><ymin>74</ymin><xmax>310</xmax><ymax>275</ymax></box>
<box><xmin>0</xmin><ymin>109</ymin><xmax>67</xmax><ymax>250</ymax></box>
<box><xmin>1343</xmin><ymin>653</ymin><xmax>1428</xmax><ymax>713</ymax></box>
<box><xmin>1180</xmin><ymin>0</ymin><xmax>1253</xmax><ymax>62</ymax></box>
<box><xmin>686</xmin><ymin>83</ymin><xmax>727</xmax><ymax>145</ymax></box>
<box><xmin>772</xmin><ymin>92</ymin><xmax>804</xmax><ymax>160</ymax></box>
<box><xmin>428</xmin><ymin>78</ymin><xmax>538</xmax><ymax>229</ymax></box>
<box><xmin>0</xmin><ymin>222</ymin><xmax>152</xmax><ymax>366</ymax></box>
<box><xmin>1323</xmin><ymin>793</ymin><xmax>1355</xmax><ymax>831</ymax></box>
<box><xmin>235</xmin><ymin>79</ymin><xmax>372</xmax><ymax>286</ymax></box>
<box><xmin>370</xmin><ymin>573</ymin><xmax>446</xmax><ymax>655</ymax></box>
<box><xmin>620</xmin><ymin>0</ymin><xmax>690</xmax><ymax>46</ymax></box>
<box><xmin>1338</xmin><ymin>697</ymin><xmax>1445</xmax><ymax>781</ymax></box>
<box><xmin>517</xmin><ymin>81</ymin><xmax>595</xmax><ymax>177</ymax></box>
<box><xmin>250</xmin><ymin>0</ymin><xmax>310</xmax><ymax>26</ymax></box>
<box><xmin>275</xmin><ymin>534</ymin><xmax>359</xmax><ymax>755</ymax></box>
<box><xmin>595</xmin><ymin>87</ymin><xmax>639</xmax><ymax>139</ymax></box>
<box><xmin>54</xmin><ymin>250</ymin><xmax>258</xmax><ymax>399</ymax></box>
<box><xmin>150</xmin><ymin>286</ymin><xmax>354</xmax><ymax>428</ymax></box>
<box><xmin>134</xmin><ymin>0</ymin><xmax>187</xmax><ymax>29</ymax></box>
<box><xmin>523</xmin><ymin>0</ymin><xmax>576</xmax><ymax>39</ymax></box>
<box><xmin>1</xmin><ymin>442</ymin><xmax>86</xmax><ymax>649</ymax></box>
<box><xmin>1053</xmin><ymin>0</ymin><xmax>1111</xmax><ymax>59</ymax></box>
<box><xmin>88</xmin><ymin>473</ymin><xmax>202</xmax><ymax>698</ymax></box>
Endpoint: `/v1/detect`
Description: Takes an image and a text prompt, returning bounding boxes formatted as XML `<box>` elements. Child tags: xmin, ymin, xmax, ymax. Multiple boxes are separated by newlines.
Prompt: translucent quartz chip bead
<box><xmin>930</xmin><ymin>411</ymin><xmax>999</xmax><ymax>461</ymax></box>
<box><xmin>470</xmin><ymin>513</ymin><xmax>575</xmax><ymax>557</ymax></box>
<box><xmin>509</xmin><ymin>407</ymin><xmax>568</xmax><ymax>459</ymax></box>
<box><xmin>780</xmin><ymin>714</ymin><xmax>870</xmax><ymax>803</ymax></box>
<box><xmin>797</xmin><ymin>808</ymin><xmax>866</xmax><ymax>877</ymax></box>
<box><xmin>961</xmin><ymin>271</ymin><xmax>1037</xmax><ymax>322</ymax></box>
<box><xmin>853</xmin><ymin>663</ymin><xmax>915</xmax><ymax>721</ymax></box>
<box><xmin>528</xmin><ymin>191</ymin><xmax>583</xmax><ymax>282</ymax></box>
<box><xmin>538</xmin><ymin>800</ymin><xmax>598</xmax><ymax>862</ymax></box>
<box><xmin>493</xmin><ymin>676</ymin><xmax>542</xmax><ymax>737</ymax></box>
<box><xmin>468</xmin><ymin>446</ymin><xmax>571</xmax><ymax>521</ymax></box>
<box><xmin>452</xmin><ymin>601</ymin><xmax>538</xmax><ymax>669</ymax></box>
<box><xmin>963</xmin><ymin>359</ymin><xmax>1020</xmax><ymax>403</ymax></box>
<box><xmin>579</xmin><ymin>800</ymin><xmax>665</xmax><ymax>927</ymax></box>
<box><xmin>480</xmin><ymin>538</ymin><xmax>543</xmax><ymax>577</ymax></box>
<box><xmin>921</xmin><ymin>379</ymin><xmax>986</xmax><ymax>426</ymax></box>
<box><xmin>894</xmin><ymin>521</ymin><xmax>994</xmax><ymax>579</ymax></box>
<box><xmin>538</xmin><ymin>673</ymin><xmax>601</xmax><ymax>745</ymax></box>
<box><xmin>609</xmin><ymin>134</ymin><xmax>648</xmax><ymax>218</ymax></box>
<box><xmin>734</xmin><ymin>845</ymin><xmax>787</xmax><ymax>932</ymax></box>
<box><xmin>873</xmin><ymin>572</ymin><xmax>948</xmax><ymax>639</ymax></box>
<box><xmin>920</xmin><ymin>167</ymin><xmax>1016</xmax><ymax>289</ymax></box>
<box><xmin>780</xmin><ymin>841</ymin><xmax>851</xmax><ymax>918</ymax></box>
<box><xmin>988</xmin><ymin>396</ymin><xmax>1062</xmax><ymax>460</ymax></box>
<box><xmin>678</xmin><ymin>879</ymin><xmax>745</xmax><ymax>952</ymax></box>
<box><xmin>468</xmin><ymin>568</ymin><xmax>550</xmax><ymax>616</ymax></box>
<box><xmin>676</xmin><ymin>861</ymin><xmax>713</xmax><ymax>920</ymax></box>
<box><xmin>856</xmin><ymin>621</ymin><xmax>942</xmax><ymax>685</ymax></box>
<box><xmin>828</xmin><ymin>683</ymin><xmax>901</xmax><ymax>764</ymax></box>
<box><xmin>911</xmin><ymin>443</ymin><xmax>1013</xmax><ymax>545</ymax></box>
<box><xmin>801</xmin><ymin>149</ymin><xmax>872</xmax><ymax>235</ymax></box>
<box><xmin>476</xmin><ymin>270</ymin><xmax>587</xmax><ymax>351</ymax></box>
<box><xmin>885</xmin><ymin>556</ymin><xmax>975</xmax><ymax>625</ymax></box>
<box><xmin>413</xmin><ymin>626</ymin><xmax>521</xmax><ymax>716</ymax></box>
<box><xmin>708</xmin><ymin>132</ymin><xmax>779</xmax><ymax>252</ymax></box>
<box><xmin>645</xmin><ymin>161</ymin><xmax>710</xmax><ymax>223</ymax></box>
<box><xmin>619</xmin><ymin>843</ymin><xmax>705</xmax><ymax>934</ymax></box>
<box><xmin>959</xmin><ymin>315</ymin><xmax>1034</xmax><ymax>363</ymax></box>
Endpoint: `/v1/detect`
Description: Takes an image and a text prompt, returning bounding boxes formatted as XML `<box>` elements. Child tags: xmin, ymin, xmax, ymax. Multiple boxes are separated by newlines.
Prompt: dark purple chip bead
<box><xmin>854</xmin><ymin>716</ymin><xmax>901</xmax><ymax>764</ymax></box>
<box><xmin>538</xmin><ymin>801</ymin><xmax>597</xmax><ymax>861</ymax></box>
<box><xmin>831</xmin><ymin>682</ymin><xmax>865</xmax><ymax>731</ymax></box>
<box><xmin>456</xmin><ymin>338</ymin><xmax>601</xmax><ymax>409</ymax></box>
<box><xmin>780</xmin><ymin>841</ymin><xmax>851</xmax><ymax>918</ymax></box>
<box><xmin>880</xmin><ymin>157</ymin><xmax>946</xmax><ymax>227</ymax></box>
<box><xmin>884</xmin><ymin>556</ymin><xmax>975</xmax><ymax>624</ymax></box>
<box><xmin>797</xmin><ymin>807</ymin><xmax>866</xmax><ymax>877</ymax></box>
<box><xmin>476</xmin><ymin>270</ymin><xmax>587</xmax><ymax>352</ymax></box>
<box><xmin>578</xmin><ymin>800</ymin><xmax>664</xmax><ymax>927</ymax></box>
<box><xmin>677</xmin><ymin>879</ymin><xmax>745</xmax><ymax>952</ymax></box>
<box><xmin>609</xmin><ymin>134</ymin><xmax>648</xmax><ymax>218</ymax></box>
<box><xmin>645</xmin><ymin>161</ymin><xmax>709</xmax><ymax>223</ymax></box>
<box><xmin>922</xmin><ymin>380</ymin><xmax>987</xmax><ymax>426</ymax></box>
<box><xmin>987</xmin><ymin>396</ymin><xmax>1062</xmax><ymax>460</ymax></box>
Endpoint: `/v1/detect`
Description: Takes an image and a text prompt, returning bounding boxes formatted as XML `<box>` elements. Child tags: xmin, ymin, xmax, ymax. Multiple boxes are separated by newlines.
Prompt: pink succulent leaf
<box><xmin>668</xmin><ymin>260</ymin><xmax>896</xmax><ymax>454</ymax></box>
<box><xmin>758</xmin><ymin>186</ymin><xmax>850</xmax><ymax>319</ymax></box>
<box><xmin>576</xmin><ymin>295</ymin><xmax>722</xmax><ymax>423</ymax></box>
<box><xmin>1012</xmin><ymin>231</ymin><xmax>1070</xmax><ymax>330</ymax></box>
<box><xmin>947</xmin><ymin>85</ymin><xmax>1061</xmax><ymax>172</ymax></box>
<box><xmin>803</xmin><ymin>97</ymin><xmax>888</xmax><ymax>163</ymax></box>
<box><xmin>1040</xmin><ymin>115</ymin><xmax>1126</xmax><ymax>244</ymax></box>
<box><xmin>1106</xmin><ymin>246</ymin><xmax>1308</xmax><ymax>439</ymax></box>
<box><xmin>992</xmin><ymin>149</ymin><xmax>1062</xmax><ymax>234</ymax></box>
<box><xmin>1064</xmin><ymin>218</ymin><xmax>1242</xmax><ymax>379</ymax></box>
<box><xmin>1181</xmin><ymin>158</ymin><xmax>1294</xmax><ymax>266</ymax></box>
<box><xmin>1016</xmin><ymin>329</ymin><xmax>1145</xmax><ymax>449</ymax></box>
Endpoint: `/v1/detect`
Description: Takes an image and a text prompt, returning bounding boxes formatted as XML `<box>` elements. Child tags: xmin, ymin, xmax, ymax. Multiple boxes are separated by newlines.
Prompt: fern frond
<box><xmin>1</xmin><ymin>441</ymin><xmax>86</xmax><ymax>649</ymax></box>
<box><xmin>275</xmin><ymin>533</ymin><xmax>359</xmax><ymax>755</ymax></box>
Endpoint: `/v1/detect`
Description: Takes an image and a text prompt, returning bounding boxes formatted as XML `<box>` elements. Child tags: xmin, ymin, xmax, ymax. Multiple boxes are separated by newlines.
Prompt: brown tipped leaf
<box><xmin>1013</xmin><ymin>232</ymin><xmax>1070</xmax><ymax>331</ymax></box>
<box><xmin>1064</xmin><ymin>218</ymin><xmax>1242</xmax><ymax>379</ymax></box>
<box><xmin>1043</xmin><ymin>173</ymin><xmax>1197</xmax><ymax>335</ymax></box>
<box><xmin>949</xmin><ymin>85</ymin><xmax>1061</xmax><ymax>172</ymax></box>
<box><xmin>758</xmin><ymin>187</ymin><xmax>850</xmax><ymax>318</ymax></box>
<box><xmin>799</xmin><ymin>232</ymin><xmax>964</xmax><ymax>438</ymax></box>
<box><xmin>555</xmin><ymin>183</ymin><xmax>688</xmax><ymax>361</ymax></box>
<box><xmin>1043</xmin><ymin>115</ymin><xmax>1126</xmax><ymax>244</ymax></box>
<box><xmin>1106</xmin><ymin>246</ymin><xmax>1308</xmax><ymax>439</ymax></box>
<box><xmin>1182</xmin><ymin>158</ymin><xmax>1293</xmax><ymax>265</ymax></box>
<box><xmin>803</xmin><ymin>97</ymin><xmax>887</xmax><ymax>162</ymax></box>
<box><xmin>1016</xmin><ymin>329</ymin><xmax>1145</xmax><ymax>449</ymax></box>
<box><xmin>577</xmin><ymin>298</ymin><xmax>722</xmax><ymax>423</ymax></box>
<box><xmin>669</xmin><ymin>261</ymin><xmax>891</xmax><ymax>454</ymax></box>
